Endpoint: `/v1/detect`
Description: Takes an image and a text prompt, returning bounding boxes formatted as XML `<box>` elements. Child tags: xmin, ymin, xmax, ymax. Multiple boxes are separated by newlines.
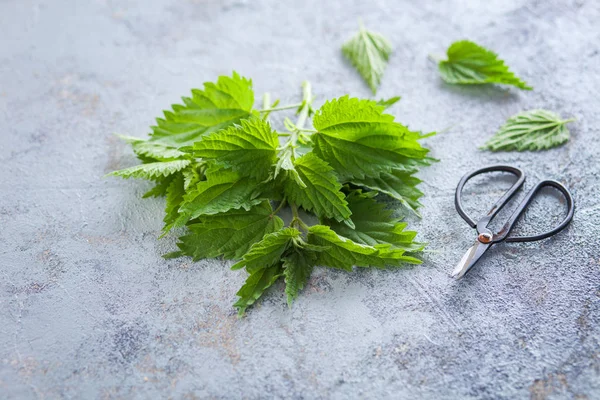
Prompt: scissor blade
<box><xmin>451</xmin><ymin>239</ymin><xmax>491</xmax><ymax>279</ymax></box>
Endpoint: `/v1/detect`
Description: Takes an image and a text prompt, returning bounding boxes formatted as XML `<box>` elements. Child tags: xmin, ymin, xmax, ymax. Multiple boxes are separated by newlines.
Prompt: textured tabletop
<box><xmin>1</xmin><ymin>0</ymin><xmax>599</xmax><ymax>399</ymax></box>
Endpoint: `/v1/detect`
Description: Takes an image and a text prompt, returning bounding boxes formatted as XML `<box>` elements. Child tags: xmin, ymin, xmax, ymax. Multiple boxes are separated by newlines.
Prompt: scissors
<box><xmin>452</xmin><ymin>165</ymin><xmax>574</xmax><ymax>279</ymax></box>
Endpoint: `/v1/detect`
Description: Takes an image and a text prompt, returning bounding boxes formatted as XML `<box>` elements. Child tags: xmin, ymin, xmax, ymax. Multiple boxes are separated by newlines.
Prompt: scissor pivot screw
<box><xmin>478</xmin><ymin>233</ymin><xmax>493</xmax><ymax>244</ymax></box>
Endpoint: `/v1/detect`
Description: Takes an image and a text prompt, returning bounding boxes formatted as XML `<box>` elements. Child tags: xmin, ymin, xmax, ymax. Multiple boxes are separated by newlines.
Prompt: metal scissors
<box><xmin>452</xmin><ymin>165</ymin><xmax>574</xmax><ymax>279</ymax></box>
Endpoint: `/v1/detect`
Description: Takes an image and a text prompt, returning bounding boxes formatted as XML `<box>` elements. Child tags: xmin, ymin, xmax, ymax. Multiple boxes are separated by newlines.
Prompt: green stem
<box><xmin>358</xmin><ymin>18</ymin><xmax>365</xmax><ymax>32</ymax></box>
<box><xmin>262</xmin><ymin>92</ymin><xmax>272</xmax><ymax>121</ymax></box>
<box><xmin>271</xmin><ymin>198</ymin><xmax>287</xmax><ymax>215</ymax></box>
<box><xmin>258</xmin><ymin>103</ymin><xmax>302</xmax><ymax>113</ymax></box>
<box><xmin>262</xmin><ymin>92</ymin><xmax>271</xmax><ymax>110</ymax></box>
<box><xmin>291</xmin><ymin>202</ymin><xmax>300</xmax><ymax>219</ymax></box>
<box><xmin>298</xmin><ymin>128</ymin><xmax>317</xmax><ymax>133</ymax></box>
<box><xmin>290</xmin><ymin>203</ymin><xmax>309</xmax><ymax>231</ymax></box>
<box><xmin>295</xmin><ymin>81</ymin><xmax>312</xmax><ymax>130</ymax></box>
<box><xmin>279</xmin><ymin>81</ymin><xmax>315</xmax><ymax>233</ymax></box>
<box><xmin>284</xmin><ymin>80</ymin><xmax>313</xmax><ymax>160</ymax></box>
<box><xmin>428</xmin><ymin>54</ymin><xmax>444</xmax><ymax>64</ymax></box>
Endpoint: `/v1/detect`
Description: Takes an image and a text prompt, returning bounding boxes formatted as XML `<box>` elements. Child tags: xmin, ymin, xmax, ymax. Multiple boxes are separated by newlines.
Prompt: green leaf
<box><xmin>323</xmin><ymin>191</ymin><xmax>423</xmax><ymax>252</ymax></box>
<box><xmin>376</xmin><ymin>96</ymin><xmax>401</xmax><ymax>109</ymax></box>
<box><xmin>350</xmin><ymin>169</ymin><xmax>424</xmax><ymax>215</ymax></box>
<box><xmin>483</xmin><ymin>109</ymin><xmax>575</xmax><ymax>151</ymax></box>
<box><xmin>438</xmin><ymin>40</ymin><xmax>532</xmax><ymax>90</ymax></box>
<box><xmin>274</xmin><ymin>146</ymin><xmax>305</xmax><ymax>190</ymax></box>
<box><xmin>283</xmin><ymin>249</ymin><xmax>316</xmax><ymax>307</ymax></box>
<box><xmin>192</xmin><ymin>117</ymin><xmax>278</xmax><ymax>179</ymax></box>
<box><xmin>307</xmin><ymin>225</ymin><xmax>420</xmax><ymax>271</ymax></box>
<box><xmin>342</xmin><ymin>21</ymin><xmax>392</xmax><ymax>94</ymax></box>
<box><xmin>172</xmin><ymin>202</ymin><xmax>284</xmax><ymax>260</ymax></box>
<box><xmin>182</xmin><ymin>164</ymin><xmax>203</xmax><ymax>190</ymax></box>
<box><xmin>142</xmin><ymin>175</ymin><xmax>176</xmax><ymax>198</ymax></box>
<box><xmin>283</xmin><ymin>152</ymin><xmax>351</xmax><ymax>222</ymax></box>
<box><xmin>149</xmin><ymin>72</ymin><xmax>255</xmax><ymax>148</ymax></box>
<box><xmin>312</xmin><ymin>96</ymin><xmax>429</xmax><ymax>181</ymax></box>
<box><xmin>162</xmin><ymin>173</ymin><xmax>185</xmax><ymax>234</ymax></box>
<box><xmin>118</xmin><ymin>135</ymin><xmax>186</xmax><ymax>160</ymax></box>
<box><xmin>231</xmin><ymin>227</ymin><xmax>301</xmax><ymax>273</ymax></box>
<box><xmin>176</xmin><ymin>168</ymin><xmax>264</xmax><ymax>225</ymax></box>
<box><xmin>108</xmin><ymin>160</ymin><xmax>191</xmax><ymax>180</ymax></box>
<box><xmin>234</xmin><ymin>263</ymin><xmax>283</xmax><ymax>316</ymax></box>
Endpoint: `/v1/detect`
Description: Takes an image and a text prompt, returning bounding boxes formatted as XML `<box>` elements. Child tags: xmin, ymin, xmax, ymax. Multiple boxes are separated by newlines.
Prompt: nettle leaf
<box><xmin>312</xmin><ymin>96</ymin><xmax>428</xmax><ymax>181</ymax></box>
<box><xmin>483</xmin><ymin>109</ymin><xmax>575</xmax><ymax>151</ymax></box>
<box><xmin>142</xmin><ymin>175</ymin><xmax>176</xmax><ymax>198</ymax></box>
<box><xmin>376</xmin><ymin>96</ymin><xmax>401</xmax><ymax>109</ymax></box>
<box><xmin>323</xmin><ymin>191</ymin><xmax>423</xmax><ymax>252</ymax></box>
<box><xmin>307</xmin><ymin>225</ymin><xmax>420</xmax><ymax>271</ymax></box>
<box><xmin>351</xmin><ymin>169</ymin><xmax>424</xmax><ymax>215</ymax></box>
<box><xmin>162</xmin><ymin>173</ymin><xmax>186</xmax><ymax>234</ymax></box>
<box><xmin>283</xmin><ymin>152</ymin><xmax>351</xmax><ymax>222</ymax></box>
<box><xmin>283</xmin><ymin>249</ymin><xmax>316</xmax><ymax>307</ymax></box>
<box><xmin>168</xmin><ymin>202</ymin><xmax>283</xmax><ymax>260</ymax></box>
<box><xmin>232</xmin><ymin>227</ymin><xmax>301</xmax><ymax>273</ymax></box>
<box><xmin>182</xmin><ymin>164</ymin><xmax>203</xmax><ymax>190</ymax></box>
<box><xmin>192</xmin><ymin>117</ymin><xmax>278</xmax><ymax>180</ymax></box>
<box><xmin>232</xmin><ymin>228</ymin><xmax>302</xmax><ymax>315</ymax></box>
<box><xmin>149</xmin><ymin>72</ymin><xmax>255</xmax><ymax>148</ymax></box>
<box><xmin>118</xmin><ymin>135</ymin><xmax>186</xmax><ymax>160</ymax></box>
<box><xmin>342</xmin><ymin>21</ymin><xmax>392</xmax><ymax>94</ymax></box>
<box><xmin>438</xmin><ymin>40</ymin><xmax>532</xmax><ymax>90</ymax></box>
<box><xmin>234</xmin><ymin>263</ymin><xmax>283</xmax><ymax>317</ymax></box>
<box><xmin>176</xmin><ymin>168</ymin><xmax>263</xmax><ymax>225</ymax></box>
<box><xmin>108</xmin><ymin>160</ymin><xmax>191</xmax><ymax>180</ymax></box>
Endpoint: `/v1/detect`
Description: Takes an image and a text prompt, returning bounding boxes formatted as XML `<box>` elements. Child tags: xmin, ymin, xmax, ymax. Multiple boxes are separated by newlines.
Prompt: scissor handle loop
<box><xmin>455</xmin><ymin>165</ymin><xmax>525</xmax><ymax>229</ymax></box>
<box><xmin>498</xmin><ymin>180</ymin><xmax>574</xmax><ymax>242</ymax></box>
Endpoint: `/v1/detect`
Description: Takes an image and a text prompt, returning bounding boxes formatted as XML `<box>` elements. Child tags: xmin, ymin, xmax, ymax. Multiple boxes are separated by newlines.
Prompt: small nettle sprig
<box><xmin>109</xmin><ymin>72</ymin><xmax>434</xmax><ymax>315</ymax></box>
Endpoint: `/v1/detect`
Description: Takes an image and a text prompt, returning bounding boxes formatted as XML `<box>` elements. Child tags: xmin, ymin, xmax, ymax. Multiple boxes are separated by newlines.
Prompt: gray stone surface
<box><xmin>1</xmin><ymin>0</ymin><xmax>599</xmax><ymax>398</ymax></box>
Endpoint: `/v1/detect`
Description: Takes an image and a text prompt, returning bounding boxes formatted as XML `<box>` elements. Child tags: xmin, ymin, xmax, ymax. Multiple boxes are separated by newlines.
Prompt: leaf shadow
<box><xmin>436</xmin><ymin>80</ymin><xmax>522</xmax><ymax>103</ymax></box>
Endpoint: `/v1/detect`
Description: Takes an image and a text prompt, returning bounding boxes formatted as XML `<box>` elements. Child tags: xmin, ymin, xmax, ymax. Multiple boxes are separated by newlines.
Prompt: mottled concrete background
<box><xmin>1</xmin><ymin>0</ymin><xmax>599</xmax><ymax>399</ymax></box>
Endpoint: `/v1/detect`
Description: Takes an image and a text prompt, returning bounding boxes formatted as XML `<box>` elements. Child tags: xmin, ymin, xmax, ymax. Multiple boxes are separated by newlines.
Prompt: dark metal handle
<box><xmin>455</xmin><ymin>165</ymin><xmax>525</xmax><ymax>229</ymax></box>
<box><xmin>496</xmin><ymin>180</ymin><xmax>574</xmax><ymax>242</ymax></box>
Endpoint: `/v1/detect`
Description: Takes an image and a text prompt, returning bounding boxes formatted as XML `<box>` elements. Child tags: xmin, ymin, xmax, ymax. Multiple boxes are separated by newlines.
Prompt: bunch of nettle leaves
<box><xmin>110</xmin><ymin>72</ymin><xmax>434</xmax><ymax>315</ymax></box>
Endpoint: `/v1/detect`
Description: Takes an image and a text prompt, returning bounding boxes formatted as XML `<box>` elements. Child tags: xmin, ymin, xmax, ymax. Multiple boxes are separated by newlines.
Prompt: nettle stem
<box><xmin>261</xmin><ymin>81</ymin><xmax>314</xmax><ymax>230</ymax></box>
<box><xmin>259</xmin><ymin>103</ymin><xmax>302</xmax><ymax>113</ymax></box>
<box><xmin>287</xmin><ymin>81</ymin><xmax>313</xmax><ymax>230</ymax></box>
<box><xmin>295</xmin><ymin>81</ymin><xmax>312</xmax><ymax>130</ymax></box>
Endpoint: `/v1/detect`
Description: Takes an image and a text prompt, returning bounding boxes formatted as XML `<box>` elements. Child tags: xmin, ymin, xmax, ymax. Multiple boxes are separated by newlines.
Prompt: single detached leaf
<box><xmin>149</xmin><ymin>72</ymin><xmax>255</xmax><ymax>148</ymax></box>
<box><xmin>283</xmin><ymin>250</ymin><xmax>316</xmax><ymax>307</ymax></box>
<box><xmin>234</xmin><ymin>263</ymin><xmax>283</xmax><ymax>316</ymax></box>
<box><xmin>283</xmin><ymin>152</ymin><xmax>351</xmax><ymax>222</ymax></box>
<box><xmin>312</xmin><ymin>96</ymin><xmax>429</xmax><ymax>181</ymax></box>
<box><xmin>108</xmin><ymin>160</ymin><xmax>191</xmax><ymax>180</ymax></box>
<box><xmin>438</xmin><ymin>40</ymin><xmax>532</xmax><ymax>90</ymax></box>
<box><xmin>351</xmin><ymin>169</ymin><xmax>424</xmax><ymax>215</ymax></box>
<box><xmin>171</xmin><ymin>202</ymin><xmax>284</xmax><ymax>260</ymax></box>
<box><xmin>177</xmin><ymin>168</ymin><xmax>263</xmax><ymax>224</ymax></box>
<box><xmin>307</xmin><ymin>225</ymin><xmax>420</xmax><ymax>271</ymax></box>
<box><xmin>192</xmin><ymin>117</ymin><xmax>278</xmax><ymax>180</ymax></box>
<box><xmin>376</xmin><ymin>96</ymin><xmax>401</xmax><ymax>109</ymax></box>
<box><xmin>342</xmin><ymin>22</ymin><xmax>392</xmax><ymax>94</ymax></box>
<box><xmin>323</xmin><ymin>191</ymin><xmax>423</xmax><ymax>252</ymax></box>
<box><xmin>231</xmin><ymin>227</ymin><xmax>301</xmax><ymax>273</ymax></box>
<box><xmin>483</xmin><ymin>109</ymin><xmax>575</xmax><ymax>151</ymax></box>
